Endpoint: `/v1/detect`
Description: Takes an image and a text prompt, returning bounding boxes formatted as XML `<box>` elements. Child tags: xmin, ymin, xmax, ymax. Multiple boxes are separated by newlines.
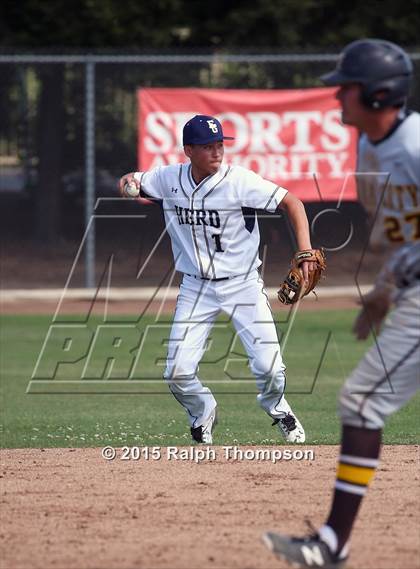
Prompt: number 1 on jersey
<box><xmin>211</xmin><ymin>233</ymin><xmax>224</xmax><ymax>252</ymax></box>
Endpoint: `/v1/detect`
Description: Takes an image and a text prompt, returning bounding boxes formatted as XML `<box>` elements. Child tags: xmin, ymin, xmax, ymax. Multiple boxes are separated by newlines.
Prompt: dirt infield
<box><xmin>1</xmin><ymin>446</ymin><xmax>418</xmax><ymax>569</ymax></box>
<box><xmin>1</xmin><ymin>296</ymin><xmax>358</xmax><ymax>315</ymax></box>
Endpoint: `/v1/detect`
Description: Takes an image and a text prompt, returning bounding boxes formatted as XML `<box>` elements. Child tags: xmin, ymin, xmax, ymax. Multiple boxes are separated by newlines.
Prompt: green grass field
<box><xmin>1</xmin><ymin>310</ymin><xmax>418</xmax><ymax>448</ymax></box>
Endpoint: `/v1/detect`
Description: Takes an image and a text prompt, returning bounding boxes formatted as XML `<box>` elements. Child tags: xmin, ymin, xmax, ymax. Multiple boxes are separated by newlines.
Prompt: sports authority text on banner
<box><xmin>138</xmin><ymin>88</ymin><xmax>357</xmax><ymax>202</ymax></box>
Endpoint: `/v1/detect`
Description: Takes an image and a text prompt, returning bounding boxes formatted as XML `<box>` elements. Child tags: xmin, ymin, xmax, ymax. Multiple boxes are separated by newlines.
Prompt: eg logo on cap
<box><xmin>183</xmin><ymin>115</ymin><xmax>234</xmax><ymax>145</ymax></box>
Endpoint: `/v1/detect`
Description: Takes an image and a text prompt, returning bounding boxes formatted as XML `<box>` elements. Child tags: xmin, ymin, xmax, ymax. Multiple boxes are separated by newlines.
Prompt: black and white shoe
<box><xmin>273</xmin><ymin>412</ymin><xmax>306</xmax><ymax>443</ymax></box>
<box><xmin>262</xmin><ymin>531</ymin><xmax>348</xmax><ymax>568</ymax></box>
<box><xmin>190</xmin><ymin>407</ymin><xmax>218</xmax><ymax>444</ymax></box>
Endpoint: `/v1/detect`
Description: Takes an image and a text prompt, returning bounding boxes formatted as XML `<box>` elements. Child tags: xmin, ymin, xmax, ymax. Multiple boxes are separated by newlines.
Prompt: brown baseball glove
<box><xmin>278</xmin><ymin>248</ymin><xmax>326</xmax><ymax>305</ymax></box>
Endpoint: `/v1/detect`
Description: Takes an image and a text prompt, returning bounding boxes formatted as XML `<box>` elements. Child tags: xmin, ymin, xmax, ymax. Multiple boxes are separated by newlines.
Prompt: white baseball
<box><xmin>124</xmin><ymin>181</ymin><xmax>140</xmax><ymax>197</ymax></box>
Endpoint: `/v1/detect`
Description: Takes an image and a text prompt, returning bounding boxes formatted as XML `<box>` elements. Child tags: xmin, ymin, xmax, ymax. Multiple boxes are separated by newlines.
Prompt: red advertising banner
<box><xmin>138</xmin><ymin>88</ymin><xmax>357</xmax><ymax>202</ymax></box>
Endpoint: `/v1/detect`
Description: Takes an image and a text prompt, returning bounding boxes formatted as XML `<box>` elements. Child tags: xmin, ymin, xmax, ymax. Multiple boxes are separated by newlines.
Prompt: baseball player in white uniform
<box><xmin>119</xmin><ymin>114</ymin><xmax>316</xmax><ymax>445</ymax></box>
<box><xmin>264</xmin><ymin>39</ymin><xmax>419</xmax><ymax>568</ymax></box>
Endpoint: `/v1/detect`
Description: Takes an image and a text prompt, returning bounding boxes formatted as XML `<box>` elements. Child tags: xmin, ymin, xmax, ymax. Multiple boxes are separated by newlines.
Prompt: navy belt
<box><xmin>185</xmin><ymin>273</ymin><xmax>229</xmax><ymax>282</ymax></box>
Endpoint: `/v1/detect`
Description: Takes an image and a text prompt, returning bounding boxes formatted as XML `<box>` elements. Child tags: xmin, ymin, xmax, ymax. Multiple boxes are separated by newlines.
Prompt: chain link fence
<box><xmin>1</xmin><ymin>51</ymin><xmax>419</xmax><ymax>288</ymax></box>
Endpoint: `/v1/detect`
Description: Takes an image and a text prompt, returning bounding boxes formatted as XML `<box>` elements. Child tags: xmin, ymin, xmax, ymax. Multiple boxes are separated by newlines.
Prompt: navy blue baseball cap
<box><xmin>183</xmin><ymin>115</ymin><xmax>234</xmax><ymax>145</ymax></box>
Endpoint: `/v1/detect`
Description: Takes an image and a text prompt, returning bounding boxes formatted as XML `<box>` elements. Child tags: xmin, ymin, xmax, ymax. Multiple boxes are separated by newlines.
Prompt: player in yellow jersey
<box><xmin>263</xmin><ymin>39</ymin><xmax>420</xmax><ymax>569</ymax></box>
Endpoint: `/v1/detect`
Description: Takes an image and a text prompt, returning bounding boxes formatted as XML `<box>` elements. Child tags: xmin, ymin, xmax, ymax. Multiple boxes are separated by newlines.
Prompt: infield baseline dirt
<box><xmin>1</xmin><ymin>296</ymin><xmax>358</xmax><ymax>315</ymax></box>
<box><xmin>1</xmin><ymin>446</ymin><xmax>419</xmax><ymax>569</ymax></box>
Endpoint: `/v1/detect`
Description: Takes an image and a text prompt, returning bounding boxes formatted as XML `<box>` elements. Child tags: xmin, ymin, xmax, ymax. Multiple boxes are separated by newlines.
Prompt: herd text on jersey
<box><xmin>174</xmin><ymin>205</ymin><xmax>221</xmax><ymax>227</ymax></box>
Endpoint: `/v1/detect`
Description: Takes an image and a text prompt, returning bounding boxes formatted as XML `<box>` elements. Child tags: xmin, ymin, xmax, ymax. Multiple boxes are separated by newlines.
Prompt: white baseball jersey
<box><xmin>388</xmin><ymin>241</ymin><xmax>420</xmax><ymax>292</ymax></box>
<box><xmin>356</xmin><ymin>111</ymin><xmax>420</xmax><ymax>246</ymax></box>
<box><xmin>134</xmin><ymin>163</ymin><xmax>287</xmax><ymax>278</ymax></box>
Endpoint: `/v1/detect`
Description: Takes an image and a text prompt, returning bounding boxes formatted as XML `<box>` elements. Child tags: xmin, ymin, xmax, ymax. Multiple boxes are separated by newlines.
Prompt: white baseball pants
<box><xmin>164</xmin><ymin>271</ymin><xmax>293</xmax><ymax>428</ymax></box>
<box><xmin>339</xmin><ymin>284</ymin><xmax>420</xmax><ymax>429</ymax></box>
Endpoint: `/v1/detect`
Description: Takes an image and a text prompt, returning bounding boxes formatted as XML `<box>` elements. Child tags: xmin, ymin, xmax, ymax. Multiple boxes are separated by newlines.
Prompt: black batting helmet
<box><xmin>321</xmin><ymin>39</ymin><xmax>413</xmax><ymax>109</ymax></box>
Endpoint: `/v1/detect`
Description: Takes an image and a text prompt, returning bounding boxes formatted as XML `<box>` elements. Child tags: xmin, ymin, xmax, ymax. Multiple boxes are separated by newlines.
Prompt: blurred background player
<box><xmin>119</xmin><ymin>115</ymin><xmax>317</xmax><ymax>445</ymax></box>
<box><xmin>329</xmin><ymin>38</ymin><xmax>419</xmax><ymax>340</ymax></box>
<box><xmin>263</xmin><ymin>39</ymin><xmax>420</xmax><ymax>568</ymax></box>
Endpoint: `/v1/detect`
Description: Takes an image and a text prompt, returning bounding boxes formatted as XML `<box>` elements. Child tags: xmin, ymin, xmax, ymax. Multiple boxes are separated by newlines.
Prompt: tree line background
<box><xmin>2</xmin><ymin>0</ymin><xmax>419</xmax><ymax>50</ymax></box>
